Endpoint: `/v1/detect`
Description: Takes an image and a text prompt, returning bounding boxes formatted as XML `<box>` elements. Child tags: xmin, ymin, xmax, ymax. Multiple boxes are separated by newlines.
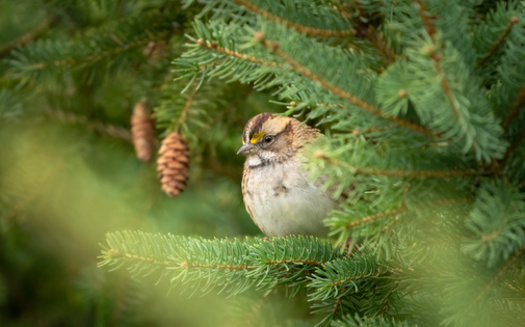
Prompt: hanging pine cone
<box><xmin>157</xmin><ymin>132</ymin><xmax>189</xmax><ymax>197</ymax></box>
<box><xmin>131</xmin><ymin>101</ymin><xmax>156</xmax><ymax>162</ymax></box>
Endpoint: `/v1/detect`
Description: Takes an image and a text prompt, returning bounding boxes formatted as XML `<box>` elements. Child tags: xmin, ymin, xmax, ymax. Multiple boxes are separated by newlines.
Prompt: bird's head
<box><xmin>237</xmin><ymin>113</ymin><xmax>317</xmax><ymax>167</ymax></box>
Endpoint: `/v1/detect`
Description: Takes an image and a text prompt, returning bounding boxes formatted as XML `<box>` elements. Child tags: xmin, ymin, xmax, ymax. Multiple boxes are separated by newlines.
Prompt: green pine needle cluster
<box><xmin>99</xmin><ymin>230</ymin><xmax>389</xmax><ymax>324</ymax></box>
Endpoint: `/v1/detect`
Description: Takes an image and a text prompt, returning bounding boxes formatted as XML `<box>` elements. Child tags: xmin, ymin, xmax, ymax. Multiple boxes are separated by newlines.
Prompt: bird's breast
<box><xmin>242</xmin><ymin>158</ymin><xmax>337</xmax><ymax>237</ymax></box>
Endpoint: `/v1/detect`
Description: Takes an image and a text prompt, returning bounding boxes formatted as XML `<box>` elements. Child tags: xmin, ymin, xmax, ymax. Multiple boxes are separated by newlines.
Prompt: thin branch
<box><xmin>332</xmin><ymin>287</ymin><xmax>346</xmax><ymax>316</ymax></box>
<box><xmin>379</xmin><ymin>197</ymin><xmax>471</xmax><ymax>234</ymax></box>
<box><xmin>323</xmin><ymin>155</ymin><xmax>494</xmax><ymax>178</ymax></box>
<box><xmin>181</xmin><ymin>261</ymin><xmax>253</xmax><ymax>271</ymax></box>
<box><xmin>431</xmin><ymin>52</ymin><xmax>462</xmax><ymax>121</ymax></box>
<box><xmin>356</xmin><ymin>166</ymin><xmax>493</xmax><ymax>178</ymax></box>
<box><xmin>380</xmin><ymin>216</ymin><xmax>402</xmax><ymax>234</ymax></box>
<box><xmin>43</xmin><ymin>108</ymin><xmax>132</xmax><ymax>142</ymax></box>
<box><xmin>477</xmin><ymin>16</ymin><xmax>519</xmax><ymax>67</ymax></box>
<box><xmin>413</xmin><ymin>0</ymin><xmax>437</xmax><ymax>38</ymax></box>
<box><xmin>266</xmin><ymin>258</ymin><xmax>327</xmax><ymax>266</ymax></box>
<box><xmin>234</xmin><ymin>0</ymin><xmax>355</xmax><ymax>38</ymax></box>
<box><xmin>366</xmin><ymin>26</ymin><xmax>397</xmax><ymax>66</ymax></box>
<box><xmin>289</xmin><ymin>101</ymin><xmax>344</xmax><ymax>109</ymax></box>
<box><xmin>29</xmin><ymin>33</ymin><xmax>164</xmax><ymax>70</ymax></box>
<box><xmin>176</xmin><ymin>84</ymin><xmax>199</xmax><ymax>132</ymax></box>
<box><xmin>466</xmin><ymin>245</ymin><xmax>525</xmax><ymax>312</ymax></box>
<box><xmin>197</xmin><ymin>38</ymin><xmax>278</xmax><ymax>67</ymax></box>
<box><xmin>0</xmin><ymin>16</ymin><xmax>55</xmax><ymax>55</ymax></box>
<box><xmin>381</xmin><ymin>296</ymin><xmax>389</xmax><ymax>317</ymax></box>
<box><xmin>107</xmin><ymin>249</ymin><xmax>174</xmax><ymax>267</ymax></box>
<box><xmin>330</xmin><ymin>270</ymin><xmax>385</xmax><ymax>287</ymax></box>
<box><xmin>501</xmin><ymin>83</ymin><xmax>525</xmax><ymax>131</ymax></box>
<box><xmin>330</xmin><ymin>0</ymin><xmax>397</xmax><ymax>67</ymax></box>
<box><xmin>345</xmin><ymin>208</ymin><xmax>406</xmax><ymax>229</ymax></box>
<box><xmin>503</xmin><ymin>125</ymin><xmax>525</xmax><ymax>162</ymax></box>
<box><xmin>261</xmin><ymin>39</ymin><xmax>438</xmax><ymax>137</ymax></box>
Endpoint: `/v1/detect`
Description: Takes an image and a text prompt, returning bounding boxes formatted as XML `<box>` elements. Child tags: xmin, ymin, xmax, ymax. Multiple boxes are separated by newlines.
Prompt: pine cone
<box><xmin>131</xmin><ymin>102</ymin><xmax>156</xmax><ymax>162</ymax></box>
<box><xmin>157</xmin><ymin>132</ymin><xmax>189</xmax><ymax>197</ymax></box>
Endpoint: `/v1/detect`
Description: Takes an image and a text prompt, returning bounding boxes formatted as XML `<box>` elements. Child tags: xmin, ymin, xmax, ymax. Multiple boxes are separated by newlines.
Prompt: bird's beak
<box><xmin>237</xmin><ymin>143</ymin><xmax>254</xmax><ymax>155</ymax></box>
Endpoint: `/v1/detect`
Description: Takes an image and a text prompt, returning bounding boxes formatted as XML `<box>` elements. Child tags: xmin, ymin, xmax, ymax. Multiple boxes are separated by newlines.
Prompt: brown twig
<box><xmin>332</xmin><ymin>287</ymin><xmax>346</xmax><ymax>316</ymax></box>
<box><xmin>266</xmin><ymin>258</ymin><xmax>326</xmax><ymax>266</ymax></box>
<box><xmin>477</xmin><ymin>17</ymin><xmax>519</xmax><ymax>67</ymax></box>
<box><xmin>234</xmin><ymin>0</ymin><xmax>355</xmax><ymax>38</ymax></box>
<box><xmin>176</xmin><ymin>84</ymin><xmax>199</xmax><ymax>132</ymax></box>
<box><xmin>431</xmin><ymin>52</ymin><xmax>462</xmax><ymax>120</ymax></box>
<box><xmin>180</xmin><ymin>261</ymin><xmax>253</xmax><ymax>271</ymax></box>
<box><xmin>331</xmin><ymin>0</ymin><xmax>397</xmax><ymax>67</ymax></box>
<box><xmin>323</xmin><ymin>155</ymin><xmax>494</xmax><ymax>179</ymax></box>
<box><xmin>413</xmin><ymin>0</ymin><xmax>437</xmax><ymax>38</ymax></box>
<box><xmin>197</xmin><ymin>38</ymin><xmax>278</xmax><ymax>67</ymax></box>
<box><xmin>465</xmin><ymin>245</ymin><xmax>525</xmax><ymax>312</ymax></box>
<box><xmin>366</xmin><ymin>26</ymin><xmax>397</xmax><ymax>66</ymax></box>
<box><xmin>381</xmin><ymin>294</ymin><xmax>390</xmax><ymax>317</ymax></box>
<box><xmin>29</xmin><ymin>33</ymin><xmax>164</xmax><ymax>70</ymax></box>
<box><xmin>429</xmin><ymin>48</ymin><xmax>486</xmax><ymax>156</ymax></box>
<box><xmin>0</xmin><ymin>16</ymin><xmax>55</xmax><ymax>55</ymax></box>
<box><xmin>108</xmin><ymin>249</ymin><xmax>174</xmax><ymax>267</ymax></box>
<box><xmin>501</xmin><ymin>84</ymin><xmax>525</xmax><ymax>131</ymax></box>
<box><xmin>330</xmin><ymin>270</ymin><xmax>385</xmax><ymax>287</ymax></box>
<box><xmin>43</xmin><ymin>108</ymin><xmax>132</xmax><ymax>142</ymax></box>
<box><xmin>260</xmin><ymin>39</ymin><xmax>438</xmax><ymax>137</ymax></box>
<box><xmin>345</xmin><ymin>208</ymin><xmax>406</xmax><ymax>229</ymax></box>
<box><xmin>502</xmin><ymin>126</ymin><xmax>525</xmax><ymax>162</ymax></box>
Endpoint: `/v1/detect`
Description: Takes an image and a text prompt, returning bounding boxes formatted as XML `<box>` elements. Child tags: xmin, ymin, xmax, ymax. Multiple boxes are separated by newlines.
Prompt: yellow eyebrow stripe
<box><xmin>250</xmin><ymin>132</ymin><xmax>266</xmax><ymax>143</ymax></box>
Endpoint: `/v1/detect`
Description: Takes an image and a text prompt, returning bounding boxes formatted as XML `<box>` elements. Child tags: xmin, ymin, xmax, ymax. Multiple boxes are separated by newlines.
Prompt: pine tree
<box><xmin>1</xmin><ymin>0</ymin><xmax>524</xmax><ymax>326</ymax></box>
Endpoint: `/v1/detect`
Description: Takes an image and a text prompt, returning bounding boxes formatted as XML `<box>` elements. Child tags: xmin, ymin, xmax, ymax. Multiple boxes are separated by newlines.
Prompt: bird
<box><xmin>237</xmin><ymin>112</ymin><xmax>338</xmax><ymax>237</ymax></box>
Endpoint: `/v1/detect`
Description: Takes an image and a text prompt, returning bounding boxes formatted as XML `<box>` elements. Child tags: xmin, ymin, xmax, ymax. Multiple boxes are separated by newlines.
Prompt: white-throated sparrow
<box><xmin>237</xmin><ymin>113</ymin><xmax>338</xmax><ymax>237</ymax></box>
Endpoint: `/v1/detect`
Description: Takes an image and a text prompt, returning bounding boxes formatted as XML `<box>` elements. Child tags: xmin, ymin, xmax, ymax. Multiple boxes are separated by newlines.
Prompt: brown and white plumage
<box><xmin>237</xmin><ymin>113</ymin><xmax>338</xmax><ymax>237</ymax></box>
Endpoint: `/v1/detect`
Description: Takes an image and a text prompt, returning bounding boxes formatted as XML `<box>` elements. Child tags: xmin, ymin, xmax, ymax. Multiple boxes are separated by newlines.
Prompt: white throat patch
<box><xmin>246</xmin><ymin>155</ymin><xmax>263</xmax><ymax>167</ymax></box>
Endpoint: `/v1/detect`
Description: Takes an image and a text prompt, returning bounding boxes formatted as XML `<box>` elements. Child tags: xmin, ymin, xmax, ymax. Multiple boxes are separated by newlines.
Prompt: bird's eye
<box><xmin>263</xmin><ymin>135</ymin><xmax>273</xmax><ymax>143</ymax></box>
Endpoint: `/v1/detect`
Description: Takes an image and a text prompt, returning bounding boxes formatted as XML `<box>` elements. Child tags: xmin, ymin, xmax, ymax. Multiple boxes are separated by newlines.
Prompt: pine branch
<box><xmin>428</xmin><ymin>47</ymin><xmax>504</xmax><ymax>159</ymax></box>
<box><xmin>196</xmin><ymin>37</ymin><xmax>278</xmax><ymax>67</ymax></box>
<box><xmin>366</xmin><ymin>26</ymin><xmax>396</xmax><ymax>66</ymax></box>
<box><xmin>332</xmin><ymin>288</ymin><xmax>345</xmax><ymax>316</ymax></box>
<box><xmin>362</xmin><ymin>199</ymin><xmax>473</xmax><ymax>232</ymax></box>
<box><xmin>9</xmin><ymin>12</ymin><xmax>174</xmax><ymax>80</ymax></box>
<box><xmin>404</xmin><ymin>40</ymin><xmax>507</xmax><ymax>161</ymax></box>
<box><xmin>501</xmin><ymin>83</ymin><xmax>525</xmax><ymax>131</ymax></box>
<box><xmin>465</xmin><ymin>245</ymin><xmax>525</xmax><ymax>313</ymax></box>
<box><xmin>344</xmin><ymin>208</ymin><xmax>406</xmax><ymax>230</ymax></box>
<box><xmin>319</xmin><ymin>154</ymin><xmax>493</xmax><ymax>179</ymax></box>
<box><xmin>0</xmin><ymin>16</ymin><xmax>55</xmax><ymax>56</ymax></box>
<box><xmin>259</xmin><ymin>38</ymin><xmax>437</xmax><ymax>138</ymax></box>
<box><xmin>308</xmin><ymin>254</ymin><xmax>392</xmax><ymax>324</ymax></box>
<box><xmin>43</xmin><ymin>108</ymin><xmax>132</xmax><ymax>142</ymax></box>
<box><xmin>99</xmin><ymin>232</ymin><xmax>346</xmax><ymax>296</ymax></box>
<box><xmin>413</xmin><ymin>0</ymin><xmax>437</xmax><ymax>38</ymax></box>
<box><xmin>233</xmin><ymin>0</ymin><xmax>356</xmax><ymax>38</ymax></box>
<box><xmin>175</xmin><ymin>83</ymin><xmax>198</xmax><ymax>132</ymax></box>
<box><xmin>28</xmin><ymin>36</ymin><xmax>158</xmax><ymax>71</ymax></box>
<box><xmin>477</xmin><ymin>16</ymin><xmax>519</xmax><ymax>68</ymax></box>
<box><xmin>105</xmin><ymin>249</ymin><xmax>174</xmax><ymax>267</ymax></box>
<box><xmin>503</xmin><ymin>126</ymin><xmax>525</xmax><ymax>162</ymax></box>
<box><xmin>430</xmin><ymin>51</ymin><xmax>461</xmax><ymax>119</ymax></box>
<box><xmin>463</xmin><ymin>181</ymin><xmax>525</xmax><ymax>267</ymax></box>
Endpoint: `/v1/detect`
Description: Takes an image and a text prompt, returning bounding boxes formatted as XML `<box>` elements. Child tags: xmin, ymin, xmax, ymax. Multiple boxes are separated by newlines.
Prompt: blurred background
<box><xmin>0</xmin><ymin>0</ymin><xmax>294</xmax><ymax>325</ymax></box>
